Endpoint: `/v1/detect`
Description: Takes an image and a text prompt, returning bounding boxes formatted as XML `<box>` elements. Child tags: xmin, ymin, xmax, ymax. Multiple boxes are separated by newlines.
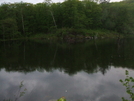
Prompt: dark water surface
<box><xmin>0</xmin><ymin>38</ymin><xmax>134</xmax><ymax>101</ymax></box>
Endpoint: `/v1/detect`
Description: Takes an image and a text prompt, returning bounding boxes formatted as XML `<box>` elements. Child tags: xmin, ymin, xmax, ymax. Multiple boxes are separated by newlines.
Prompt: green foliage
<box><xmin>57</xmin><ymin>97</ymin><xmax>66</xmax><ymax>101</ymax></box>
<box><xmin>120</xmin><ymin>70</ymin><xmax>134</xmax><ymax>101</ymax></box>
<box><xmin>0</xmin><ymin>0</ymin><xmax>134</xmax><ymax>40</ymax></box>
<box><xmin>3</xmin><ymin>81</ymin><xmax>27</xmax><ymax>101</ymax></box>
<box><xmin>101</xmin><ymin>2</ymin><xmax>134</xmax><ymax>34</ymax></box>
<box><xmin>0</xmin><ymin>18</ymin><xmax>20</xmax><ymax>39</ymax></box>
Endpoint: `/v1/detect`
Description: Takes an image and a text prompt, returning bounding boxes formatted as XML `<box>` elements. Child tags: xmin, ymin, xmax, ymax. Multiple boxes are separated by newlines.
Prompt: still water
<box><xmin>0</xmin><ymin>38</ymin><xmax>134</xmax><ymax>101</ymax></box>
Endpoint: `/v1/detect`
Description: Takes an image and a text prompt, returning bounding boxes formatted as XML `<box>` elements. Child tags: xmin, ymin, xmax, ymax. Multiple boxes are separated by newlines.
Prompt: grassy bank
<box><xmin>0</xmin><ymin>29</ymin><xmax>127</xmax><ymax>42</ymax></box>
<box><xmin>29</xmin><ymin>28</ymin><xmax>123</xmax><ymax>40</ymax></box>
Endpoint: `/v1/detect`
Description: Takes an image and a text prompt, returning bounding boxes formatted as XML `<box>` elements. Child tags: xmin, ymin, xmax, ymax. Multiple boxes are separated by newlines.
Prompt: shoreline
<box><xmin>0</xmin><ymin>29</ymin><xmax>133</xmax><ymax>42</ymax></box>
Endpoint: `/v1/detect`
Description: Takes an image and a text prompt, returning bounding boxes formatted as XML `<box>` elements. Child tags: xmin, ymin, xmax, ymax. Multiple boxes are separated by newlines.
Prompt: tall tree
<box><xmin>0</xmin><ymin>18</ymin><xmax>19</xmax><ymax>39</ymax></box>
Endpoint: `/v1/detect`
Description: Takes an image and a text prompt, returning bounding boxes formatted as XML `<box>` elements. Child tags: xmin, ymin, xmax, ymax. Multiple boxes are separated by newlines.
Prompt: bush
<box><xmin>120</xmin><ymin>70</ymin><xmax>134</xmax><ymax>101</ymax></box>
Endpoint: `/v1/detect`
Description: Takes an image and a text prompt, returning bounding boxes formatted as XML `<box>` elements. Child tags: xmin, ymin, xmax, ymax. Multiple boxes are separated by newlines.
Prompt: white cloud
<box><xmin>0</xmin><ymin>67</ymin><xmax>132</xmax><ymax>101</ymax></box>
<box><xmin>0</xmin><ymin>0</ymin><xmax>64</xmax><ymax>4</ymax></box>
<box><xmin>0</xmin><ymin>0</ymin><xmax>122</xmax><ymax>4</ymax></box>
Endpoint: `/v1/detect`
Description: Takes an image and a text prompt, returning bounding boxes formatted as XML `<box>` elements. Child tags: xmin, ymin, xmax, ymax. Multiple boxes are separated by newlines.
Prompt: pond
<box><xmin>0</xmin><ymin>38</ymin><xmax>134</xmax><ymax>101</ymax></box>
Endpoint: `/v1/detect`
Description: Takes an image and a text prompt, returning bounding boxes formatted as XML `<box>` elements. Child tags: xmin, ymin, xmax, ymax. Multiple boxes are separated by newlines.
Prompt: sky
<box><xmin>0</xmin><ymin>0</ymin><xmax>122</xmax><ymax>4</ymax></box>
<box><xmin>0</xmin><ymin>67</ymin><xmax>131</xmax><ymax>101</ymax></box>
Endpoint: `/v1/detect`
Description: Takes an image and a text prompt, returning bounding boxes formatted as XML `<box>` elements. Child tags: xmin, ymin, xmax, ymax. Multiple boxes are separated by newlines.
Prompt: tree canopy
<box><xmin>0</xmin><ymin>0</ymin><xmax>134</xmax><ymax>39</ymax></box>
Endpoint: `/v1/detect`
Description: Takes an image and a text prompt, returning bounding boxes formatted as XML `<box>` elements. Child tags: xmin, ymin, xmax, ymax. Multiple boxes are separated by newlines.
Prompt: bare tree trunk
<box><xmin>50</xmin><ymin>11</ymin><xmax>57</xmax><ymax>29</ymax></box>
<box><xmin>2</xmin><ymin>24</ymin><xmax>5</xmax><ymax>41</ymax></box>
<box><xmin>51</xmin><ymin>45</ymin><xmax>58</xmax><ymax>65</ymax></box>
<box><xmin>21</xmin><ymin>8</ymin><xmax>25</xmax><ymax>34</ymax></box>
<box><xmin>44</xmin><ymin>0</ymin><xmax>57</xmax><ymax>29</ymax></box>
<box><xmin>23</xmin><ymin>42</ymin><xmax>25</xmax><ymax>65</ymax></box>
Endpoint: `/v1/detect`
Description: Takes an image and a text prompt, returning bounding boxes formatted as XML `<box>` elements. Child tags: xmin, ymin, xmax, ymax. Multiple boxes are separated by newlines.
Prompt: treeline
<box><xmin>0</xmin><ymin>38</ymin><xmax>134</xmax><ymax>75</ymax></box>
<box><xmin>0</xmin><ymin>0</ymin><xmax>134</xmax><ymax>39</ymax></box>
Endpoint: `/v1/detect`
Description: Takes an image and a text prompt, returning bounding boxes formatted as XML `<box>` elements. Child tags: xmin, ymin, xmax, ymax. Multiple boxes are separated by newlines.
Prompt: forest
<box><xmin>0</xmin><ymin>0</ymin><xmax>134</xmax><ymax>40</ymax></box>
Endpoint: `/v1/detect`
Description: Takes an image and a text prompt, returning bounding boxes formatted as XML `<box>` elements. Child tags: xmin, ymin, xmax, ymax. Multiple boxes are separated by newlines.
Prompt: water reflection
<box><xmin>0</xmin><ymin>67</ymin><xmax>133</xmax><ymax>101</ymax></box>
<box><xmin>1</xmin><ymin>39</ymin><xmax>134</xmax><ymax>74</ymax></box>
<box><xmin>0</xmin><ymin>38</ymin><xmax>134</xmax><ymax>101</ymax></box>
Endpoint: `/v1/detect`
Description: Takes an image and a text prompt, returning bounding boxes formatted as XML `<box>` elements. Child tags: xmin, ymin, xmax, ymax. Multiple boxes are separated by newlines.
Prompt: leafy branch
<box><xmin>3</xmin><ymin>81</ymin><xmax>27</xmax><ymax>101</ymax></box>
<box><xmin>120</xmin><ymin>70</ymin><xmax>134</xmax><ymax>101</ymax></box>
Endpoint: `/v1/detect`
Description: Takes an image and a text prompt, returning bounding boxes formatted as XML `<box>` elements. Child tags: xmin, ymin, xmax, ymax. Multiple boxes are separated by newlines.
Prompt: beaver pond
<box><xmin>0</xmin><ymin>38</ymin><xmax>134</xmax><ymax>101</ymax></box>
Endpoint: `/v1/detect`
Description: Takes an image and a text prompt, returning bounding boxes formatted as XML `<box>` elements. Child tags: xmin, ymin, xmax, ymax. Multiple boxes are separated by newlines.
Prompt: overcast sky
<box><xmin>0</xmin><ymin>0</ymin><xmax>122</xmax><ymax>4</ymax></box>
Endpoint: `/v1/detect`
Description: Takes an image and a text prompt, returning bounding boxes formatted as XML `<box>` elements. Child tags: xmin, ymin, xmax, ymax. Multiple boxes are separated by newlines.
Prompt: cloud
<box><xmin>0</xmin><ymin>0</ymin><xmax>121</xmax><ymax>4</ymax></box>
<box><xmin>0</xmin><ymin>0</ymin><xmax>64</xmax><ymax>4</ymax></box>
<box><xmin>0</xmin><ymin>67</ymin><xmax>131</xmax><ymax>101</ymax></box>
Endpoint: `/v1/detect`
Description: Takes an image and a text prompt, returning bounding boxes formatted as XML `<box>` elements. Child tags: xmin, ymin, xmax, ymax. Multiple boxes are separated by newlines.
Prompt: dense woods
<box><xmin>0</xmin><ymin>0</ymin><xmax>134</xmax><ymax>39</ymax></box>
